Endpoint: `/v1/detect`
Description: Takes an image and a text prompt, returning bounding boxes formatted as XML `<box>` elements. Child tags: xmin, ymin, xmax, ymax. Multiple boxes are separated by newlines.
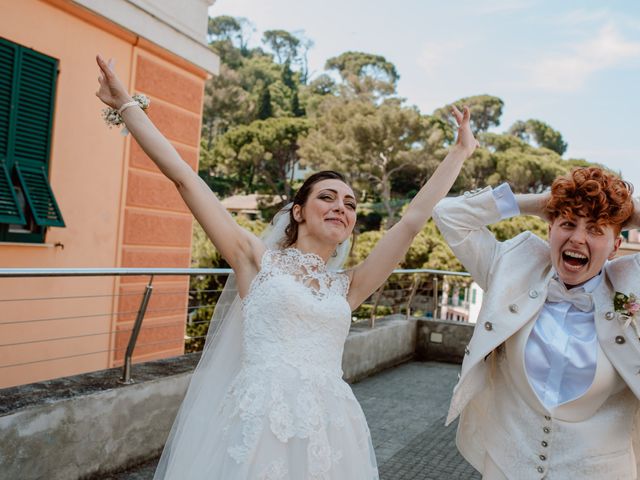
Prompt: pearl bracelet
<box><xmin>118</xmin><ymin>100</ymin><xmax>139</xmax><ymax>115</ymax></box>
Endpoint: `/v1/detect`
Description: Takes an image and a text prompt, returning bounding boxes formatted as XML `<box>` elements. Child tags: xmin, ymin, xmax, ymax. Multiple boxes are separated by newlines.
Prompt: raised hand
<box><xmin>451</xmin><ymin>105</ymin><xmax>480</xmax><ymax>157</ymax></box>
<box><xmin>95</xmin><ymin>54</ymin><xmax>132</xmax><ymax>110</ymax></box>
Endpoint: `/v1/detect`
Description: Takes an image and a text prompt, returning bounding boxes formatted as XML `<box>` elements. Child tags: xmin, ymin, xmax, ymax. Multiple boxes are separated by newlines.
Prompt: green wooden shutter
<box><xmin>0</xmin><ymin>160</ymin><xmax>25</xmax><ymax>224</ymax></box>
<box><xmin>0</xmin><ymin>40</ymin><xmax>25</xmax><ymax>224</ymax></box>
<box><xmin>15</xmin><ymin>162</ymin><xmax>64</xmax><ymax>226</ymax></box>
<box><xmin>12</xmin><ymin>46</ymin><xmax>64</xmax><ymax>227</ymax></box>
<box><xmin>0</xmin><ymin>39</ymin><xmax>16</xmax><ymax>164</ymax></box>
<box><xmin>14</xmin><ymin>49</ymin><xmax>57</xmax><ymax>166</ymax></box>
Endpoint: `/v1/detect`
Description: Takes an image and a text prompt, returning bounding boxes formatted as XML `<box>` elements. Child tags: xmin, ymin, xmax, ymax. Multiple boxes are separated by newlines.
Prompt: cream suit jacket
<box><xmin>432</xmin><ymin>186</ymin><xmax>640</xmax><ymax>472</ymax></box>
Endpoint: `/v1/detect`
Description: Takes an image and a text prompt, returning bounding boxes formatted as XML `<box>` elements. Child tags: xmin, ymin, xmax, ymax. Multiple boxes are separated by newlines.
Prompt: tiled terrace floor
<box><xmin>105</xmin><ymin>362</ymin><xmax>480</xmax><ymax>480</ymax></box>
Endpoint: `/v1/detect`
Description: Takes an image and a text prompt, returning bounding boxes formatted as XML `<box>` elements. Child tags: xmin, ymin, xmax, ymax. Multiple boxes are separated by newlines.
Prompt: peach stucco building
<box><xmin>0</xmin><ymin>0</ymin><xmax>219</xmax><ymax>388</ymax></box>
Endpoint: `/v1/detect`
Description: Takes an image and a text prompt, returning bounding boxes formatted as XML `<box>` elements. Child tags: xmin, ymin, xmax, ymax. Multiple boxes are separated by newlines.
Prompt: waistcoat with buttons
<box><xmin>483</xmin><ymin>316</ymin><xmax>638</xmax><ymax>479</ymax></box>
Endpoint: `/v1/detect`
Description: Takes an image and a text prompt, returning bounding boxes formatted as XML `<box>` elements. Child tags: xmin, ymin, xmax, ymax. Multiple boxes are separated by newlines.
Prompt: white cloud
<box><xmin>472</xmin><ymin>0</ymin><xmax>537</xmax><ymax>15</ymax></box>
<box><xmin>416</xmin><ymin>40</ymin><xmax>464</xmax><ymax>74</ymax></box>
<box><xmin>552</xmin><ymin>8</ymin><xmax>611</xmax><ymax>28</ymax></box>
<box><xmin>526</xmin><ymin>23</ymin><xmax>640</xmax><ymax>92</ymax></box>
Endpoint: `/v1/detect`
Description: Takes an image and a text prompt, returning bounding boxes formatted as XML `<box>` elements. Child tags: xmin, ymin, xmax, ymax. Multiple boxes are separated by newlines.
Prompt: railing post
<box><xmin>370</xmin><ymin>283</ymin><xmax>386</xmax><ymax>329</ymax></box>
<box><xmin>405</xmin><ymin>274</ymin><xmax>419</xmax><ymax>320</ymax></box>
<box><xmin>119</xmin><ymin>275</ymin><xmax>154</xmax><ymax>384</ymax></box>
<box><xmin>433</xmin><ymin>275</ymin><xmax>439</xmax><ymax>320</ymax></box>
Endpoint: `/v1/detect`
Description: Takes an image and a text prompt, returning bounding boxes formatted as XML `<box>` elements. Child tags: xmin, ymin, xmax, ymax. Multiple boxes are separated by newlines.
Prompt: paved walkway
<box><xmin>105</xmin><ymin>362</ymin><xmax>480</xmax><ymax>480</ymax></box>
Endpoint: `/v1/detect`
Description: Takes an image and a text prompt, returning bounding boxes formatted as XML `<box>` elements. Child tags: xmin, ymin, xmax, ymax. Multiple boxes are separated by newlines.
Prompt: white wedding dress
<box><xmin>156</xmin><ymin>247</ymin><xmax>379</xmax><ymax>479</ymax></box>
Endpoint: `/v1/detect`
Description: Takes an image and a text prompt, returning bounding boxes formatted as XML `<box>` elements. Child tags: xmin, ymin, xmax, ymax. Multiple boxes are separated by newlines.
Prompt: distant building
<box><xmin>620</xmin><ymin>229</ymin><xmax>640</xmax><ymax>257</ymax></box>
<box><xmin>221</xmin><ymin>193</ymin><xmax>279</xmax><ymax>219</ymax></box>
<box><xmin>440</xmin><ymin>281</ymin><xmax>471</xmax><ymax>323</ymax></box>
<box><xmin>0</xmin><ymin>0</ymin><xmax>218</xmax><ymax>388</ymax></box>
<box><xmin>468</xmin><ymin>282</ymin><xmax>483</xmax><ymax>324</ymax></box>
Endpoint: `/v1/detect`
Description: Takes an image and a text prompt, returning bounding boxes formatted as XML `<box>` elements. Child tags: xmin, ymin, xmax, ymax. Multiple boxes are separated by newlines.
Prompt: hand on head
<box><xmin>95</xmin><ymin>54</ymin><xmax>132</xmax><ymax>110</ymax></box>
<box><xmin>451</xmin><ymin>105</ymin><xmax>480</xmax><ymax>156</ymax></box>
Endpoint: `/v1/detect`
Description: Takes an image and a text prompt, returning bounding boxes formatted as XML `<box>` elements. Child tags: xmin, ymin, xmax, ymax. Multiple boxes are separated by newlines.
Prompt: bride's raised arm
<box><xmin>95</xmin><ymin>55</ymin><xmax>264</xmax><ymax>293</ymax></box>
<box><xmin>347</xmin><ymin>106</ymin><xmax>477</xmax><ymax>309</ymax></box>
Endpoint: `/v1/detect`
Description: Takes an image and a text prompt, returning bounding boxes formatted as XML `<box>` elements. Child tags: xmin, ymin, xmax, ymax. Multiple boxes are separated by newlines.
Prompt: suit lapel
<box><xmin>449</xmin><ymin>264</ymin><xmax>555</xmax><ymax>423</ymax></box>
<box><xmin>594</xmin><ymin>271</ymin><xmax>640</xmax><ymax>400</ymax></box>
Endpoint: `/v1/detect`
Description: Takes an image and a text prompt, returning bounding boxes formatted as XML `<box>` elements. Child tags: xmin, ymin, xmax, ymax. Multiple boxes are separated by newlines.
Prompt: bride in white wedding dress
<box><xmin>95</xmin><ymin>54</ymin><xmax>478</xmax><ymax>479</ymax></box>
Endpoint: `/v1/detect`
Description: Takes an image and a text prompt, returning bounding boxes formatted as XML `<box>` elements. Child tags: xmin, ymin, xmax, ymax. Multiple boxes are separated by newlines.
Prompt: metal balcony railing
<box><xmin>0</xmin><ymin>267</ymin><xmax>470</xmax><ymax>386</ymax></box>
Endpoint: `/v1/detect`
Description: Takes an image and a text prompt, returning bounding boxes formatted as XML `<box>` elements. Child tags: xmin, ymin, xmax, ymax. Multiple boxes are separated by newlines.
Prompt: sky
<box><xmin>209</xmin><ymin>0</ymin><xmax>640</xmax><ymax>190</ymax></box>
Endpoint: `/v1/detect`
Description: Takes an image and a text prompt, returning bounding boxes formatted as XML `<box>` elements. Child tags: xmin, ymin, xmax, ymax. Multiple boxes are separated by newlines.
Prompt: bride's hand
<box><xmin>95</xmin><ymin>54</ymin><xmax>132</xmax><ymax>109</ymax></box>
<box><xmin>451</xmin><ymin>105</ymin><xmax>480</xmax><ymax>157</ymax></box>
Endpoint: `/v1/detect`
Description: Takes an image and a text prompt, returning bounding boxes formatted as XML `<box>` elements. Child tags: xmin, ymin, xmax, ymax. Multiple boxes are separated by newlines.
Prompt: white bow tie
<box><xmin>546</xmin><ymin>278</ymin><xmax>594</xmax><ymax>312</ymax></box>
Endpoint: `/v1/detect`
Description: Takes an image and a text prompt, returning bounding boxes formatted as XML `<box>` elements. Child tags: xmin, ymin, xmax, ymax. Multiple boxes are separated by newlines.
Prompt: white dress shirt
<box><xmin>492</xmin><ymin>183</ymin><xmax>599</xmax><ymax>408</ymax></box>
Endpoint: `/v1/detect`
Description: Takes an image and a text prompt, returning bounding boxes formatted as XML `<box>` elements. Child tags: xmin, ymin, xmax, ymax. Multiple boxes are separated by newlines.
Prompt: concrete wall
<box><xmin>416</xmin><ymin>318</ymin><xmax>475</xmax><ymax>364</ymax></box>
<box><xmin>343</xmin><ymin>315</ymin><xmax>417</xmax><ymax>383</ymax></box>
<box><xmin>0</xmin><ymin>355</ymin><xmax>197</xmax><ymax>480</ymax></box>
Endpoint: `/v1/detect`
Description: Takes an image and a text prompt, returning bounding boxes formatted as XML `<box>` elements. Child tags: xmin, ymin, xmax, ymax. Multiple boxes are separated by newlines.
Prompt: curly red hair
<box><xmin>545</xmin><ymin>167</ymin><xmax>634</xmax><ymax>234</ymax></box>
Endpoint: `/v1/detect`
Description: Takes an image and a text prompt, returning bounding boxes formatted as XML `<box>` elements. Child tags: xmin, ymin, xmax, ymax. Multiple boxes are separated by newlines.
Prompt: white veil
<box><xmin>153</xmin><ymin>203</ymin><xmax>350</xmax><ymax>479</ymax></box>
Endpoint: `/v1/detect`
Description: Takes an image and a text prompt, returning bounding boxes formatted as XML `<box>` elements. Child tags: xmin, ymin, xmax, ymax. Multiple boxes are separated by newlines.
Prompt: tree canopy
<box><xmin>195</xmin><ymin>15</ymin><xmax>605</xmax><ymax>277</ymax></box>
<box><xmin>262</xmin><ymin>30</ymin><xmax>300</xmax><ymax>64</ymax></box>
<box><xmin>299</xmin><ymin>97</ymin><xmax>432</xmax><ymax>226</ymax></box>
<box><xmin>325</xmin><ymin>51</ymin><xmax>399</xmax><ymax>97</ymax></box>
<box><xmin>206</xmin><ymin>117</ymin><xmax>311</xmax><ymax>202</ymax></box>
<box><xmin>509</xmin><ymin>119</ymin><xmax>568</xmax><ymax>155</ymax></box>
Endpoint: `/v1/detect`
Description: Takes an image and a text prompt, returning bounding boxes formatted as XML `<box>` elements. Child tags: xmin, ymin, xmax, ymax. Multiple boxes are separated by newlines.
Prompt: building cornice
<box><xmin>69</xmin><ymin>0</ymin><xmax>219</xmax><ymax>75</ymax></box>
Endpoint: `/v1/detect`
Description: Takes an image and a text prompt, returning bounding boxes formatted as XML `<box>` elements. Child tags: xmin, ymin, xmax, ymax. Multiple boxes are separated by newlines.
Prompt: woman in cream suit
<box><xmin>433</xmin><ymin>168</ymin><xmax>640</xmax><ymax>479</ymax></box>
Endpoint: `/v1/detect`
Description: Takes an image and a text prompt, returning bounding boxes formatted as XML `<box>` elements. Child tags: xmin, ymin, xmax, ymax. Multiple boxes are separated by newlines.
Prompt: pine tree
<box><xmin>257</xmin><ymin>85</ymin><xmax>273</xmax><ymax>120</ymax></box>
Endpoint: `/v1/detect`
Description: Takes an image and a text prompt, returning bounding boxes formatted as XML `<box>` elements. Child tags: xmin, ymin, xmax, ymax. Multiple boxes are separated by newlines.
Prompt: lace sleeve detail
<box><xmin>333</xmin><ymin>271</ymin><xmax>350</xmax><ymax>298</ymax></box>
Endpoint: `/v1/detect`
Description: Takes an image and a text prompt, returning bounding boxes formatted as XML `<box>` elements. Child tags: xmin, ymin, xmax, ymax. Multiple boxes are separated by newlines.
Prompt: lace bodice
<box><xmin>241</xmin><ymin>247</ymin><xmax>352</xmax><ymax>378</ymax></box>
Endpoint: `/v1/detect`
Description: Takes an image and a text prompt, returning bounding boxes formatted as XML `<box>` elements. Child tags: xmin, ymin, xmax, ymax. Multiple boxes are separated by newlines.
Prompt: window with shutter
<box><xmin>0</xmin><ymin>38</ymin><xmax>64</xmax><ymax>243</ymax></box>
<box><xmin>0</xmin><ymin>160</ymin><xmax>25</xmax><ymax>225</ymax></box>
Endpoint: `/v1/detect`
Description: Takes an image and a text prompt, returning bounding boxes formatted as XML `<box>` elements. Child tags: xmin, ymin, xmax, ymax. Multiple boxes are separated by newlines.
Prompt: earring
<box><xmin>332</xmin><ymin>250</ymin><xmax>338</xmax><ymax>258</ymax></box>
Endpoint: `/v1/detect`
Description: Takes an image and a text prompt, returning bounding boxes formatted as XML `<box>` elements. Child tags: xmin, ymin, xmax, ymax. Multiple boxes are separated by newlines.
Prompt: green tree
<box><xmin>300</xmin><ymin>74</ymin><xmax>338</xmax><ymax>115</ymax></box>
<box><xmin>479</xmin><ymin>133</ymin><xmax>569</xmax><ymax>192</ymax></box>
<box><xmin>202</xmin><ymin>64</ymin><xmax>251</xmax><ymax>148</ymax></box>
<box><xmin>489</xmin><ymin>215</ymin><xmax>548</xmax><ymax>241</ymax></box>
<box><xmin>206</xmin><ymin>117</ymin><xmax>311</xmax><ymax>201</ymax></box>
<box><xmin>509</xmin><ymin>119</ymin><xmax>568</xmax><ymax>155</ymax></box>
<box><xmin>239</xmin><ymin>55</ymin><xmax>302</xmax><ymax>119</ymax></box>
<box><xmin>256</xmin><ymin>84</ymin><xmax>273</xmax><ymax>120</ymax></box>
<box><xmin>201</xmin><ymin>21</ymin><xmax>311</xmax><ymax>169</ymax></box>
<box><xmin>299</xmin><ymin>97</ymin><xmax>430</xmax><ymax>227</ymax></box>
<box><xmin>451</xmin><ymin>130</ymin><xmax>593</xmax><ymax>194</ymax></box>
<box><xmin>262</xmin><ymin>29</ymin><xmax>301</xmax><ymax>64</ymax></box>
<box><xmin>207</xmin><ymin>15</ymin><xmax>253</xmax><ymax>52</ymax></box>
<box><xmin>282</xmin><ymin>62</ymin><xmax>305</xmax><ymax>117</ymax></box>
<box><xmin>347</xmin><ymin>220</ymin><xmax>462</xmax><ymax>272</ymax></box>
<box><xmin>297</xmin><ymin>36</ymin><xmax>314</xmax><ymax>84</ymax></box>
<box><xmin>433</xmin><ymin>94</ymin><xmax>504</xmax><ymax>135</ymax></box>
<box><xmin>307</xmin><ymin>74</ymin><xmax>337</xmax><ymax>96</ymax></box>
<box><xmin>325</xmin><ymin>51</ymin><xmax>399</xmax><ymax>97</ymax></box>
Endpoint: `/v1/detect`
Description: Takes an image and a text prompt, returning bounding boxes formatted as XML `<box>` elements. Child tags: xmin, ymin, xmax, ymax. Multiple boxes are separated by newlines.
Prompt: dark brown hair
<box><xmin>282</xmin><ymin>170</ymin><xmax>349</xmax><ymax>248</ymax></box>
<box><xmin>545</xmin><ymin>166</ymin><xmax>634</xmax><ymax>235</ymax></box>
